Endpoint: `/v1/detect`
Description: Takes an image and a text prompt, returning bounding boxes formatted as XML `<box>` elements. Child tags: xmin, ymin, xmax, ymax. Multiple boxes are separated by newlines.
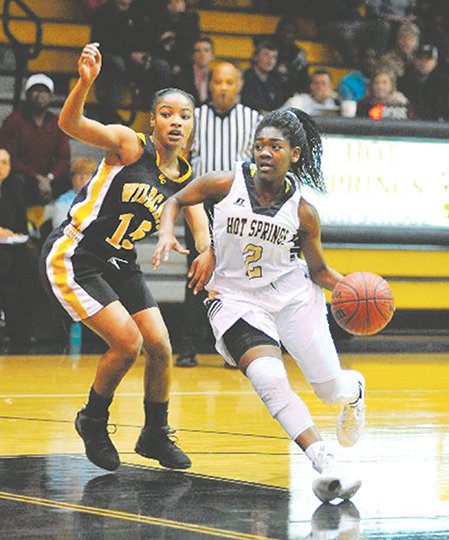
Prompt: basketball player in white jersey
<box><xmin>153</xmin><ymin>108</ymin><xmax>366</xmax><ymax>503</ymax></box>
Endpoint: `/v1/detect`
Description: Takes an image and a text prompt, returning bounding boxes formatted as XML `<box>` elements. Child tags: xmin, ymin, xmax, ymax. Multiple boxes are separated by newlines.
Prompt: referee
<box><xmin>177</xmin><ymin>61</ymin><xmax>261</xmax><ymax>367</ymax></box>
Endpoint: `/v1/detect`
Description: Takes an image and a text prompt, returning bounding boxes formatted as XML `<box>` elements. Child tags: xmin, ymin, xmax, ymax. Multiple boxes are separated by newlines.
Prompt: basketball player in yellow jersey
<box><xmin>39</xmin><ymin>43</ymin><xmax>211</xmax><ymax>471</ymax></box>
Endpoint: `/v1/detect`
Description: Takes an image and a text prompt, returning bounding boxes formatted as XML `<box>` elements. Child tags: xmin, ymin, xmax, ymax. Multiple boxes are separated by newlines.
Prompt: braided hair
<box><xmin>254</xmin><ymin>107</ymin><xmax>326</xmax><ymax>194</ymax></box>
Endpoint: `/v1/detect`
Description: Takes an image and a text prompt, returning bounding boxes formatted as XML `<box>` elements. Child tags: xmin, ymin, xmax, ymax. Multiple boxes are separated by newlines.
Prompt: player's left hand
<box><xmin>188</xmin><ymin>247</ymin><xmax>215</xmax><ymax>295</ymax></box>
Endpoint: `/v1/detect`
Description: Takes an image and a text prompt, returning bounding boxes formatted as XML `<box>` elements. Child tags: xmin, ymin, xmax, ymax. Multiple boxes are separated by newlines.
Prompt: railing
<box><xmin>2</xmin><ymin>0</ymin><xmax>42</xmax><ymax>110</ymax></box>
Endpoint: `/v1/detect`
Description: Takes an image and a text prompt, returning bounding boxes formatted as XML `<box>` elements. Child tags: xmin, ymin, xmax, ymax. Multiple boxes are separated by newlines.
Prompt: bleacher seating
<box><xmin>0</xmin><ymin>0</ymin><xmax>350</xmax><ymax>132</ymax></box>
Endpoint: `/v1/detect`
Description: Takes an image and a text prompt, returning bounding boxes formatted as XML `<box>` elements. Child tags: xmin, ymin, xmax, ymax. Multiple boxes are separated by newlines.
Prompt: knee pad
<box><xmin>246</xmin><ymin>357</ymin><xmax>290</xmax><ymax>416</ymax></box>
<box><xmin>246</xmin><ymin>357</ymin><xmax>313</xmax><ymax>440</ymax></box>
<box><xmin>312</xmin><ymin>370</ymin><xmax>361</xmax><ymax>405</ymax></box>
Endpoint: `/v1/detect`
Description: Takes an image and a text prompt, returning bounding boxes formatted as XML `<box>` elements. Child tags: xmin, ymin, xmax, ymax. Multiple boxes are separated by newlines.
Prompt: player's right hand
<box><xmin>78</xmin><ymin>43</ymin><xmax>102</xmax><ymax>84</ymax></box>
<box><xmin>152</xmin><ymin>233</ymin><xmax>189</xmax><ymax>270</ymax></box>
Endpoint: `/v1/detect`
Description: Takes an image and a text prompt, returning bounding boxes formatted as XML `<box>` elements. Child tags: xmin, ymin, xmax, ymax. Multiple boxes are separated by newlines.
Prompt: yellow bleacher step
<box><xmin>0</xmin><ymin>0</ymin><xmax>81</xmax><ymax>21</ymax></box>
<box><xmin>28</xmin><ymin>49</ymin><xmax>79</xmax><ymax>73</ymax></box>
<box><xmin>199</xmin><ymin>11</ymin><xmax>317</xmax><ymax>40</ymax></box>
<box><xmin>0</xmin><ymin>20</ymin><xmax>89</xmax><ymax>48</ymax></box>
<box><xmin>199</xmin><ymin>11</ymin><xmax>279</xmax><ymax>35</ymax></box>
<box><xmin>209</xmin><ymin>34</ymin><xmax>254</xmax><ymax>60</ymax></box>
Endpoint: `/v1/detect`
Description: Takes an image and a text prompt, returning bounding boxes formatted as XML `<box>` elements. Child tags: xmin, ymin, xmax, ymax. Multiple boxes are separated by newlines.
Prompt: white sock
<box><xmin>305</xmin><ymin>441</ymin><xmax>334</xmax><ymax>473</ymax></box>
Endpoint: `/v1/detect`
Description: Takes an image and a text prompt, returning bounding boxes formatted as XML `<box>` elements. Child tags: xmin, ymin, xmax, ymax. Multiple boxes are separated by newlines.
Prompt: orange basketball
<box><xmin>331</xmin><ymin>272</ymin><xmax>395</xmax><ymax>336</ymax></box>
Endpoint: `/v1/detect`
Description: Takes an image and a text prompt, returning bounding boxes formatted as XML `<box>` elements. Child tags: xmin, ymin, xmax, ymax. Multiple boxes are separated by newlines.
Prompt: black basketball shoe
<box><xmin>75</xmin><ymin>408</ymin><xmax>121</xmax><ymax>471</ymax></box>
<box><xmin>135</xmin><ymin>426</ymin><xmax>192</xmax><ymax>469</ymax></box>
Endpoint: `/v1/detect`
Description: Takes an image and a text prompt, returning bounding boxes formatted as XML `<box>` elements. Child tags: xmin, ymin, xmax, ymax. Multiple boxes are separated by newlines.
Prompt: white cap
<box><xmin>24</xmin><ymin>73</ymin><xmax>54</xmax><ymax>94</ymax></box>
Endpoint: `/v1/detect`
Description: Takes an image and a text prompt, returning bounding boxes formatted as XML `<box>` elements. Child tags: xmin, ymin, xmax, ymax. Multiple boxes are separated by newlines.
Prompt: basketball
<box><xmin>331</xmin><ymin>272</ymin><xmax>395</xmax><ymax>336</ymax></box>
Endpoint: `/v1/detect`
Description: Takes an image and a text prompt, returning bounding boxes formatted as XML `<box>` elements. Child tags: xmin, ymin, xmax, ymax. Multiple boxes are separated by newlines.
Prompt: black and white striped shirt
<box><xmin>191</xmin><ymin>103</ymin><xmax>261</xmax><ymax>176</ymax></box>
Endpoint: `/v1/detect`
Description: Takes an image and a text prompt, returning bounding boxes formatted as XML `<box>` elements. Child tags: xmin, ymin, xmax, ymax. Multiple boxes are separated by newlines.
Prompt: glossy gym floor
<box><xmin>0</xmin><ymin>351</ymin><xmax>448</xmax><ymax>539</ymax></box>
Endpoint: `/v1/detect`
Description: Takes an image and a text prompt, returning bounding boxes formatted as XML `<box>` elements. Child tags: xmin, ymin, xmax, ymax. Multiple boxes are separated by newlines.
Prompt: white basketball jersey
<box><xmin>208</xmin><ymin>161</ymin><xmax>305</xmax><ymax>293</ymax></box>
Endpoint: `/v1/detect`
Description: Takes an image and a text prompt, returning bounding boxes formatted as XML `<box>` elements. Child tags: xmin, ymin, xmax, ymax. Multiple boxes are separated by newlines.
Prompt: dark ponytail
<box><xmin>254</xmin><ymin>107</ymin><xmax>326</xmax><ymax>194</ymax></box>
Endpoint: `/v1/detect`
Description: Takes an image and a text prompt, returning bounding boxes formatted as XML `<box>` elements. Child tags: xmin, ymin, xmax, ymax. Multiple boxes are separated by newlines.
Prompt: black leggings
<box><xmin>222</xmin><ymin>318</ymin><xmax>278</xmax><ymax>364</ymax></box>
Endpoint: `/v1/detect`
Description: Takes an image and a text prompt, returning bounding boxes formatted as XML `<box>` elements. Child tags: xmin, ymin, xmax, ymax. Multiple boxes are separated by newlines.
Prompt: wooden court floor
<box><xmin>0</xmin><ymin>351</ymin><xmax>448</xmax><ymax>539</ymax></box>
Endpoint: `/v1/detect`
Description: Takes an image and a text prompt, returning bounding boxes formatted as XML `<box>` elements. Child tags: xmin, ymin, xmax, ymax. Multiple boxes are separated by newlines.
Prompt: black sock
<box><xmin>84</xmin><ymin>387</ymin><xmax>113</xmax><ymax>419</ymax></box>
<box><xmin>144</xmin><ymin>400</ymin><xmax>168</xmax><ymax>430</ymax></box>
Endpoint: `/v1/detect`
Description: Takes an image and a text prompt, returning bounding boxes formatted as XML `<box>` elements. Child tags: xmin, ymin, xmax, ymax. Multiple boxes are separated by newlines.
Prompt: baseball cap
<box><xmin>24</xmin><ymin>73</ymin><xmax>54</xmax><ymax>93</ymax></box>
<box><xmin>416</xmin><ymin>44</ymin><xmax>438</xmax><ymax>60</ymax></box>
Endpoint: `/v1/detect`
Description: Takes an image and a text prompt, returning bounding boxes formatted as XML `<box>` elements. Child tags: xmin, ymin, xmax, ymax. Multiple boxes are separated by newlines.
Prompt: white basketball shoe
<box><xmin>312</xmin><ymin>449</ymin><xmax>362</xmax><ymax>503</ymax></box>
<box><xmin>337</xmin><ymin>375</ymin><xmax>366</xmax><ymax>447</ymax></box>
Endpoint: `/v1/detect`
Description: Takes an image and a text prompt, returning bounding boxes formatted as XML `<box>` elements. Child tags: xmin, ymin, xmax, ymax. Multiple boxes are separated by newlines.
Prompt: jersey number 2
<box><xmin>243</xmin><ymin>243</ymin><xmax>263</xmax><ymax>279</ymax></box>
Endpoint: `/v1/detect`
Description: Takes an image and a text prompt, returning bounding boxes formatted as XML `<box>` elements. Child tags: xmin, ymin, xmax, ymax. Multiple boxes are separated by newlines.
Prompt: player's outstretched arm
<box><xmin>153</xmin><ymin>196</ymin><xmax>185</xmax><ymax>270</ymax></box>
<box><xmin>298</xmin><ymin>198</ymin><xmax>343</xmax><ymax>291</ymax></box>
<box><xmin>153</xmin><ymin>171</ymin><xmax>233</xmax><ymax>269</ymax></box>
<box><xmin>184</xmin><ymin>204</ymin><xmax>210</xmax><ymax>254</ymax></box>
<box><xmin>58</xmin><ymin>43</ymin><xmax>141</xmax><ymax>163</ymax></box>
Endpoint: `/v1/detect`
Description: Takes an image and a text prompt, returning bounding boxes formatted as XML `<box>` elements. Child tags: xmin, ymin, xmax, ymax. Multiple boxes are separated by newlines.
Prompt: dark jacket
<box><xmin>241</xmin><ymin>69</ymin><xmax>285</xmax><ymax>113</ymax></box>
<box><xmin>0</xmin><ymin>172</ymin><xmax>28</xmax><ymax>234</ymax></box>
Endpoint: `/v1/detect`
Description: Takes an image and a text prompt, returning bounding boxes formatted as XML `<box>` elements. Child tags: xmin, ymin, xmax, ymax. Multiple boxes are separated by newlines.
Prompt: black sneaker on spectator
<box><xmin>176</xmin><ymin>353</ymin><xmax>198</xmax><ymax>367</ymax></box>
<box><xmin>135</xmin><ymin>425</ymin><xmax>192</xmax><ymax>469</ymax></box>
<box><xmin>75</xmin><ymin>408</ymin><xmax>120</xmax><ymax>471</ymax></box>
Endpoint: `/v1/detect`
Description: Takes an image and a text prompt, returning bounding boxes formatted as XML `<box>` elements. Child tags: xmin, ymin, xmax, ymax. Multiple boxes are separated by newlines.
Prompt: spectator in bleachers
<box><xmin>151</xmin><ymin>0</ymin><xmax>201</xmax><ymax>80</ymax></box>
<box><xmin>317</xmin><ymin>0</ymin><xmax>375</xmax><ymax>67</ymax></box>
<box><xmin>0</xmin><ymin>147</ymin><xmax>39</xmax><ymax>353</ymax></box>
<box><xmin>176</xmin><ymin>61</ymin><xmax>261</xmax><ymax>367</ymax></box>
<box><xmin>0</xmin><ymin>74</ymin><xmax>71</xmax><ymax>228</ymax></box>
<box><xmin>80</xmin><ymin>0</ymin><xmax>107</xmax><ymax>19</ymax></box>
<box><xmin>365</xmin><ymin>0</ymin><xmax>417</xmax><ymax>51</ymax></box>
<box><xmin>272</xmin><ymin>17</ymin><xmax>309</xmax><ymax>97</ymax></box>
<box><xmin>338</xmin><ymin>46</ymin><xmax>379</xmax><ymax>102</ymax></box>
<box><xmin>241</xmin><ymin>39</ymin><xmax>285</xmax><ymax>114</ymax></box>
<box><xmin>380</xmin><ymin>20</ymin><xmax>420</xmax><ymax>79</ymax></box>
<box><xmin>398</xmin><ymin>44</ymin><xmax>446</xmax><ymax>120</ymax></box>
<box><xmin>51</xmin><ymin>157</ymin><xmax>98</xmax><ymax>228</ymax></box>
<box><xmin>90</xmin><ymin>0</ymin><xmax>171</xmax><ymax>122</ymax></box>
<box><xmin>173</xmin><ymin>36</ymin><xmax>215</xmax><ymax>106</ymax></box>
<box><xmin>419</xmin><ymin>5</ymin><xmax>449</xmax><ymax>56</ymax></box>
<box><xmin>356</xmin><ymin>65</ymin><xmax>411</xmax><ymax>119</ymax></box>
<box><xmin>283</xmin><ymin>70</ymin><xmax>339</xmax><ymax>116</ymax></box>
